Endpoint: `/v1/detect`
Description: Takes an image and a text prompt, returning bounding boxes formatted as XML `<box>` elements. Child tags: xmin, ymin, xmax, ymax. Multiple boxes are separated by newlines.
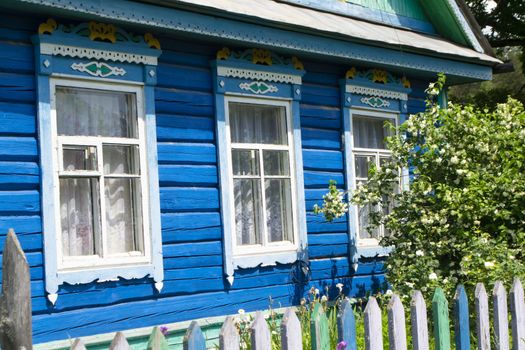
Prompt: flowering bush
<box><xmin>316</xmin><ymin>74</ymin><xmax>525</xmax><ymax>299</ymax></box>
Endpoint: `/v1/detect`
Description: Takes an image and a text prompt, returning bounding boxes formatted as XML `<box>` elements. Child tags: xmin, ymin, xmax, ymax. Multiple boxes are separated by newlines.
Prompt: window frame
<box><xmin>34</xmin><ymin>21</ymin><xmax>164</xmax><ymax>304</ymax></box>
<box><xmin>349</xmin><ymin>109</ymin><xmax>398</xmax><ymax>247</ymax></box>
<box><xmin>50</xmin><ymin>78</ymin><xmax>152</xmax><ymax>271</ymax></box>
<box><xmin>224</xmin><ymin>96</ymin><xmax>300</xmax><ymax>257</ymax></box>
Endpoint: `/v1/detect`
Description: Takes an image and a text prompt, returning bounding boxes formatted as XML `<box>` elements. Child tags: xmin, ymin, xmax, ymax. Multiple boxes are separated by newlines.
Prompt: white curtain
<box><xmin>353</xmin><ymin>115</ymin><xmax>389</xmax><ymax>149</ymax></box>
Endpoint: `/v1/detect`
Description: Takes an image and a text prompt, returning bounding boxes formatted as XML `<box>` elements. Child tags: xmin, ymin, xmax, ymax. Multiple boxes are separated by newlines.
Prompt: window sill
<box><xmin>356</xmin><ymin>245</ymin><xmax>393</xmax><ymax>258</ymax></box>
<box><xmin>233</xmin><ymin>250</ymin><xmax>302</xmax><ymax>269</ymax></box>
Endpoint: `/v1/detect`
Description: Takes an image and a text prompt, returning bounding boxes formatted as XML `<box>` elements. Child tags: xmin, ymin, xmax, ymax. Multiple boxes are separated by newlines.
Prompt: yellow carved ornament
<box><xmin>372</xmin><ymin>69</ymin><xmax>388</xmax><ymax>84</ymax></box>
<box><xmin>88</xmin><ymin>21</ymin><xmax>116</xmax><ymax>43</ymax></box>
<box><xmin>38</xmin><ymin>18</ymin><xmax>57</xmax><ymax>35</ymax></box>
<box><xmin>292</xmin><ymin>56</ymin><xmax>304</xmax><ymax>70</ymax></box>
<box><xmin>216</xmin><ymin>47</ymin><xmax>231</xmax><ymax>60</ymax></box>
<box><xmin>345</xmin><ymin>67</ymin><xmax>357</xmax><ymax>79</ymax></box>
<box><xmin>144</xmin><ymin>33</ymin><xmax>161</xmax><ymax>49</ymax></box>
<box><xmin>252</xmin><ymin>48</ymin><xmax>272</xmax><ymax>66</ymax></box>
<box><xmin>401</xmin><ymin>76</ymin><xmax>411</xmax><ymax>89</ymax></box>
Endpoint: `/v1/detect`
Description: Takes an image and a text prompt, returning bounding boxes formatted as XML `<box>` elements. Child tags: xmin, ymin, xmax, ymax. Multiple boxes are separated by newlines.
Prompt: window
<box><xmin>352</xmin><ymin>112</ymin><xmax>398</xmax><ymax>246</ymax></box>
<box><xmin>226</xmin><ymin>99</ymin><xmax>298</xmax><ymax>255</ymax></box>
<box><xmin>52</xmin><ymin>80</ymin><xmax>150</xmax><ymax>269</ymax></box>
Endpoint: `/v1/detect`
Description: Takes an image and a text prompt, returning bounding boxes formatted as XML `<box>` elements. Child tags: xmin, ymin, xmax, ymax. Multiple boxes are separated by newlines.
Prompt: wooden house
<box><xmin>0</xmin><ymin>0</ymin><xmax>500</xmax><ymax>347</ymax></box>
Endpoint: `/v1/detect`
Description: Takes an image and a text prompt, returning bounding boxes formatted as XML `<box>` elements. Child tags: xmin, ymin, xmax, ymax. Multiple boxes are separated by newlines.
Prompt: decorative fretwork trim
<box><xmin>360</xmin><ymin>96</ymin><xmax>390</xmax><ymax>108</ymax></box>
<box><xmin>239</xmin><ymin>81</ymin><xmax>279</xmax><ymax>94</ymax></box>
<box><xmin>217</xmin><ymin>66</ymin><xmax>301</xmax><ymax>84</ymax></box>
<box><xmin>40</xmin><ymin>43</ymin><xmax>158</xmax><ymax>65</ymax></box>
<box><xmin>346</xmin><ymin>85</ymin><xmax>408</xmax><ymax>100</ymax></box>
<box><xmin>71</xmin><ymin>61</ymin><xmax>126</xmax><ymax>77</ymax></box>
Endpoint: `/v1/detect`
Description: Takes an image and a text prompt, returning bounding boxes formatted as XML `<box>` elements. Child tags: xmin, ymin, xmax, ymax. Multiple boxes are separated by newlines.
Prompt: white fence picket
<box><xmin>388</xmin><ymin>294</ymin><xmax>407</xmax><ymax>350</ymax></box>
<box><xmin>493</xmin><ymin>281</ymin><xmax>510</xmax><ymax>350</ymax></box>
<box><xmin>109</xmin><ymin>332</ymin><xmax>130</xmax><ymax>350</ymax></box>
<box><xmin>475</xmin><ymin>283</ymin><xmax>490</xmax><ymax>350</ymax></box>
<box><xmin>281</xmin><ymin>308</ymin><xmax>302</xmax><ymax>350</ymax></box>
<box><xmin>411</xmin><ymin>291</ymin><xmax>429</xmax><ymax>350</ymax></box>
<box><xmin>510</xmin><ymin>278</ymin><xmax>525</xmax><ymax>350</ymax></box>
<box><xmin>364</xmin><ymin>297</ymin><xmax>383</xmax><ymax>350</ymax></box>
<box><xmin>219</xmin><ymin>316</ymin><xmax>240</xmax><ymax>350</ymax></box>
<box><xmin>251</xmin><ymin>311</ymin><xmax>271</xmax><ymax>350</ymax></box>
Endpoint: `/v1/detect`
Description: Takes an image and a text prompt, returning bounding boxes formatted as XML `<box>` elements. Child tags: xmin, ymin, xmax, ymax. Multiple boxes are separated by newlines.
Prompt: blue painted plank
<box><xmin>309</xmin><ymin>244</ymin><xmax>348</xmax><ymax>258</ymax></box>
<box><xmin>155</xmin><ymin>88</ymin><xmax>213</xmax><ymax>117</ymax></box>
<box><xmin>163</xmin><ymin>255</ymin><xmax>223</xmax><ymax>269</ymax></box>
<box><xmin>0</xmin><ymin>232</ymin><xmax>42</xmax><ymax>253</ymax></box>
<box><xmin>156</xmin><ymin>114</ymin><xmax>214</xmax><ymax>142</ymax></box>
<box><xmin>161</xmin><ymin>212</ymin><xmax>221</xmax><ymax>243</ymax></box>
<box><xmin>159</xmin><ymin>165</ymin><xmax>217</xmax><ymax>186</ymax></box>
<box><xmin>301</xmin><ymin>127</ymin><xmax>341</xmax><ymax>150</ymax></box>
<box><xmin>0</xmin><ymin>72</ymin><xmax>34</xmax><ymax>103</ymax></box>
<box><xmin>0</xmin><ymin>42</ymin><xmax>34</xmax><ymax>73</ymax></box>
<box><xmin>0</xmin><ymin>161</ymin><xmax>39</xmax><ymax>189</ymax></box>
<box><xmin>162</xmin><ymin>241</ymin><xmax>223</xmax><ymax>258</ymax></box>
<box><xmin>309</xmin><ymin>233</ymin><xmax>349</xmax><ymax>245</ymax></box>
<box><xmin>160</xmin><ymin>187</ymin><xmax>219</xmax><ymax>212</ymax></box>
<box><xmin>307</xmin><ymin>213</ymin><xmax>347</xmax><ymax>233</ymax></box>
<box><xmin>454</xmin><ymin>285</ymin><xmax>471</xmax><ymax>350</ymax></box>
<box><xmin>301</xmin><ymin>84</ymin><xmax>340</xmax><ymax>107</ymax></box>
<box><xmin>158</xmin><ymin>49</ymin><xmax>211</xmax><ymax>68</ymax></box>
<box><xmin>0</xmin><ymin>137</ymin><xmax>38</xmax><ymax>161</ymax></box>
<box><xmin>300</xmin><ymin>105</ymin><xmax>341</xmax><ymax>130</ymax></box>
<box><xmin>304</xmin><ymin>170</ymin><xmax>345</xmax><ymax>188</ymax></box>
<box><xmin>157</xmin><ymin>142</ymin><xmax>217</xmax><ymax>165</ymax></box>
<box><xmin>0</xmin><ymin>102</ymin><xmax>36</xmax><ymax>135</ymax></box>
<box><xmin>303</xmin><ymin>149</ymin><xmax>343</xmax><ymax>171</ymax></box>
<box><xmin>0</xmin><ymin>215</ymin><xmax>41</xmax><ymax>235</ymax></box>
<box><xmin>303</xmin><ymin>70</ymin><xmax>340</xmax><ymax>86</ymax></box>
<box><xmin>157</xmin><ymin>63</ymin><xmax>211</xmax><ymax>91</ymax></box>
<box><xmin>0</xmin><ymin>190</ymin><xmax>40</xmax><ymax>214</ymax></box>
<box><xmin>164</xmin><ymin>266</ymin><xmax>223</xmax><ymax>281</ymax></box>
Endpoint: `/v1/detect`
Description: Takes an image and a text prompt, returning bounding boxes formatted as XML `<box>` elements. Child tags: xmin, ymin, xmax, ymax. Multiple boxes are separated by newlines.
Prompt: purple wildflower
<box><xmin>336</xmin><ymin>341</ymin><xmax>347</xmax><ymax>350</ymax></box>
<box><xmin>159</xmin><ymin>326</ymin><xmax>169</xmax><ymax>336</ymax></box>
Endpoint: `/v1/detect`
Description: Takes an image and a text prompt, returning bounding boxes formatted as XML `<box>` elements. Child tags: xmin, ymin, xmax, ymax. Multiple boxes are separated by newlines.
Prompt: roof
<box><xmin>149</xmin><ymin>0</ymin><xmax>499</xmax><ymax>65</ymax></box>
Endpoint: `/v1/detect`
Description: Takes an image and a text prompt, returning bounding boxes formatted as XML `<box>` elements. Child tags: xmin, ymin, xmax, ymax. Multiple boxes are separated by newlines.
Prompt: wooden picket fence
<box><xmin>3</xmin><ymin>230</ymin><xmax>525</xmax><ymax>350</ymax></box>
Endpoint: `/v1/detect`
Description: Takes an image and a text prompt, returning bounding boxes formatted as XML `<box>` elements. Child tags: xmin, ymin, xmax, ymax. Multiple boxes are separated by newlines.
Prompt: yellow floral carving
<box><xmin>401</xmin><ymin>76</ymin><xmax>411</xmax><ymax>88</ymax></box>
<box><xmin>38</xmin><ymin>18</ymin><xmax>57</xmax><ymax>35</ymax></box>
<box><xmin>216</xmin><ymin>47</ymin><xmax>231</xmax><ymax>60</ymax></box>
<box><xmin>252</xmin><ymin>48</ymin><xmax>272</xmax><ymax>66</ymax></box>
<box><xmin>292</xmin><ymin>56</ymin><xmax>304</xmax><ymax>70</ymax></box>
<box><xmin>345</xmin><ymin>67</ymin><xmax>357</xmax><ymax>79</ymax></box>
<box><xmin>88</xmin><ymin>21</ymin><xmax>116</xmax><ymax>43</ymax></box>
<box><xmin>372</xmin><ymin>69</ymin><xmax>388</xmax><ymax>84</ymax></box>
<box><xmin>144</xmin><ymin>33</ymin><xmax>161</xmax><ymax>49</ymax></box>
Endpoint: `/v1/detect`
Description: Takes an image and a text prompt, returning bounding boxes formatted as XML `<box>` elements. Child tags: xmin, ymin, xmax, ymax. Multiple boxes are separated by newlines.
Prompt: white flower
<box><xmin>429</xmin><ymin>272</ymin><xmax>438</xmax><ymax>280</ymax></box>
<box><xmin>321</xmin><ymin>295</ymin><xmax>328</xmax><ymax>302</ymax></box>
<box><xmin>336</xmin><ymin>283</ymin><xmax>344</xmax><ymax>292</ymax></box>
<box><xmin>314</xmin><ymin>288</ymin><xmax>320</xmax><ymax>295</ymax></box>
<box><xmin>416</xmin><ymin>250</ymin><xmax>424</xmax><ymax>256</ymax></box>
<box><xmin>264</xmin><ymin>314</ymin><xmax>270</xmax><ymax>319</ymax></box>
<box><xmin>484</xmin><ymin>261</ymin><xmax>495</xmax><ymax>268</ymax></box>
<box><xmin>385</xmin><ymin>290</ymin><xmax>393</xmax><ymax>296</ymax></box>
<box><xmin>238</xmin><ymin>309</ymin><xmax>245</xmax><ymax>315</ymax></box>
<box><xmin>451</xmin><ymin>155</ymin><xmax>459</xmax><ymax>164</ymax></box>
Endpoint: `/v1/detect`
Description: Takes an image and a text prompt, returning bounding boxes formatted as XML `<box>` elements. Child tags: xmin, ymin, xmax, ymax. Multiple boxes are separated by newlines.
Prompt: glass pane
<box><xmin>63</xmin><ymin>145</ymin><xmax>97</xmax><ymax>171</ymax></box>
<box><xmin>358</xmin><ymin>204</ymin><xmax>379</xmax><ymax>240</ymax></box>
<box><xmin>229</xmin><ymin>103</ymin><xmax>287</xmax><ymax>145</ymax></box>
<box><xmin>263</xmin><ymin>150</ymin><xmax>290</xmax><ymax>176</ymax></box>
<box><xmin>353</xmin><ymin>115</ymin><xmax>392</xmax><ymax>149</ymax></box>
<box><xmin>56</xmin><ymin>87</ymin><xmax>137</xmax><ymax>138</ymax></box>
<box><xmin>233</xmin><ymin>179</ymin><xmax>262</xmax><ymax>245</ymax></box>
<box><xmin>105</xmin><ymin>178</ymin><xmax>143</xmax><ymax>254</ymax></box>
<box><xmin>103</xmin><ymin>145</ymin><xmax>140</xmax><ymax>175</ymax></box>
<box><xmin>355</xmin><ymin>155</ymin><xmax>376</xmax><ymax>179</ymax></box>
<box><xmin>232</xmin><ymin>149</ymin><xmax>259</xmax><ymax>176</ymax></box>
<box><xmin>60</xmin><ymin>177</ymin><xmax>100</xmax><ymax>256</ymax></box>
<box><xmin>265</xmin><ymin>179</ymin><xmax>293</xmax><ymax>242</ymax></box>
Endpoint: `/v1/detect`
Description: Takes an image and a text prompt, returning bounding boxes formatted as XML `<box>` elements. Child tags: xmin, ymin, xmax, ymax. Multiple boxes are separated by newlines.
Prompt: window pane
<box><xmin>63</xmin><ymin>145</ymin><xmax>97</xmax><ymax>171</ymax></box>
<box><xmin>104</xmin><ymin>178</ymin><xmax>143</xmax><ymax>254</ymax></box>
<box><xmin>60</xmin><ymin>177</ymin><xmax>100</xmax><ymax>256</ymax></box>
<box><xmin>229</xmin><ymin>103</ymin><xmax>287</xmax><ymax>145</ymax></box>
<box><xmin>355</xmin><ymin>155</ymin><xmax>376</xmax><ymax>179</ymax></box>
<box><xmin>358</xmin><ymin>204</ymin><xmax>379</xmax><ymax>240</ymax></box>
<box><xmin>263</xmin><ymin>150</ymin><xmax>290</xmax><ymax>176</ymax></box>
<box><xmin>232</xmin><ymin>149</ymin><xmax>259</xmax><ymax>176</ymax></box>
<box><xmin>353</xmin><ymin>115</ymin><xmax>392</xmax><ymax>149</ymax></box>
<box><xmin>233</xmin><ymin>179</ymin><xmax>262</xmax><ymax>245</ymax></box>
<box><xmin>265</xmin><ymin>179</ymin><xmax>293</xmax><ymax>242</ymax></box>
<box><xmin>56</xmin><ymin>87</ymin><xmax>137</xmax><ymax>138</ymax></box>
<box><xmin>103</xmin><ymin>145</ymin><xmax>140</xmax><ymax>175</ymax></box>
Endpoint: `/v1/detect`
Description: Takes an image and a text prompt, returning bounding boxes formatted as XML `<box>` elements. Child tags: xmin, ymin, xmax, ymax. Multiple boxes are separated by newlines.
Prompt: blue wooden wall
<box><xmin>0</xmin><ymin>11</ymin><xmax>429</xmax><ymax>344</ymax></box>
